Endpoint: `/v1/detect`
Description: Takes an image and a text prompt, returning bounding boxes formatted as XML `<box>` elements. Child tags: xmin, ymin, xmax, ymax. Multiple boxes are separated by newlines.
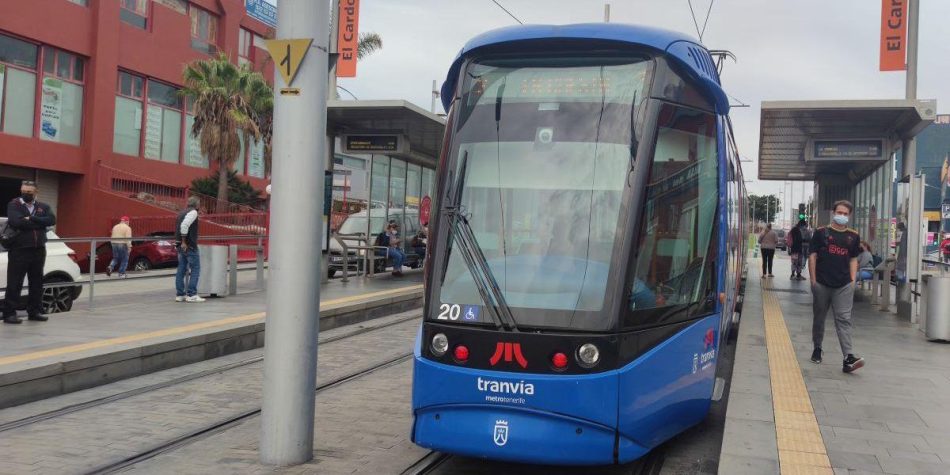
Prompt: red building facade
<box><xmin>0</xmin><ymin>0</ymin><xmax>273</xmax><ymax>238</ymax></box>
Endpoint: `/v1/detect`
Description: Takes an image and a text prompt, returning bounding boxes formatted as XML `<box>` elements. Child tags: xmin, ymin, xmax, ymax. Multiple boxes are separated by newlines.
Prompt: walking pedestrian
<box><xmin>808</xmin><ymin>200</ymin><xmax>865</xmax><ymax>373</ymax></box>
<box><xmin>789</xmin><ymin>220</ymin><xmax>805</xmax><ymax>280</ymax></box>
<box><xmin>2</xmin><ymin>181</ymin><xmax>56</xmax><ymax>324</ymax></box>
<box><xmin>758</xmin><ymin>223</ymin><xmax>778</xmax><ymax>277</ymax></box>
<box><xmin>940</xmin><ymin>233</ymin><xmax>950</xmax><ymax>264</ymax></box>
<box><xmin>107</xmin><ymin>216</ymin><xmax>132</xmax><ymax>278</ymax></box>
<box><xmin>174</xmin><ymin>197</ymin><xmax>204</xmax><ymax>302</ymax></box>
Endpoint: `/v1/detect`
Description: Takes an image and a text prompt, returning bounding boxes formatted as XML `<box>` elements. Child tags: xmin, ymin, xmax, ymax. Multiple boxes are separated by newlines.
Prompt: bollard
<box><xmin>88</xmin><ymin>239</ymin><xmax>96</xmax><ymax>310</ymax></box>
<box><xmin>228</xmin><ymin>244</ymin><xmax>238</xmax><ymax>296</ymax></box>
<box><xmin>256</xmin><ymin>246</ymin><xmax>265</xmax><ymax>290</ymax></box>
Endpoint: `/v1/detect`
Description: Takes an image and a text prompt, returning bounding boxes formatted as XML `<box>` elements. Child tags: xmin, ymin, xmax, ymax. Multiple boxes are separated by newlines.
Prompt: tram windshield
<box><xmin>435</xmin><ymin>55</ymin><xmax>651</xmax><ymax>330</ymax></box>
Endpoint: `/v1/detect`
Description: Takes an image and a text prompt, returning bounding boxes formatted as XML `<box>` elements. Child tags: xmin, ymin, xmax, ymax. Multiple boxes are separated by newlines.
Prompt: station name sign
<box><xmin>342</xmin><ymin>135</ymin><xmax>403</xmax><ymax>154</ymax></box>
<box><xmin>806</xmin><ymin>139</ymin><xmax>889</xmax><ymax>162</ymax></box>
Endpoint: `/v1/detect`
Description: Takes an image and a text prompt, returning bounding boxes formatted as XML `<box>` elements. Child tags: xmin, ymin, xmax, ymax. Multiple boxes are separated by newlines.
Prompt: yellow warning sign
<box><xmin>264</xmin><ymin>38</ymin><xmax>313</xmax><ymax>87</ymax></box>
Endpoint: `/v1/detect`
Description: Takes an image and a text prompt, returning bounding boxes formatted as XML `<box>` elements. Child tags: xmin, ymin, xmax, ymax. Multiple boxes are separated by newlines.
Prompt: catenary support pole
<box><xmin>260</xmin><ymin>0</ymin><xmax>330</xmax><ymax>466</ymax></box>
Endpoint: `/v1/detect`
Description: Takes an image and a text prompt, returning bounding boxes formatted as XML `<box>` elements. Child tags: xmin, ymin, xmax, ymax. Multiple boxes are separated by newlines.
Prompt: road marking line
<box><xmin>760</xmin><ymin>271</ymin><xmax>832</xmax><ymax>474</ymax></box>
<box><xmin>0</xmin><ymin>284</ymin><xmax>423</xmax><ymax>367</ymax></box>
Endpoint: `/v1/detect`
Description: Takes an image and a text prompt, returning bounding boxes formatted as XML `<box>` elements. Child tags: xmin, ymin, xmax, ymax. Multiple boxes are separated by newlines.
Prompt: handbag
<box><xmin>0</xmin><ymin>221</ymin><xmax>20</xmax><ymax>249</ymax></box>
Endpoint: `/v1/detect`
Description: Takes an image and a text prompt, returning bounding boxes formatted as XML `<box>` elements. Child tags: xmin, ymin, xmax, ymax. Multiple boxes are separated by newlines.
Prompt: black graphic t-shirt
<box><xmin>809</xmin><ymin>226</ymin><xmax>862</xmax><ymax>288</ymax></box>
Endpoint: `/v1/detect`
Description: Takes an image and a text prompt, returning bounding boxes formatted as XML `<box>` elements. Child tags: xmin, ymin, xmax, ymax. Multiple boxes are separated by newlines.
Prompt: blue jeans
<box><xmin>857</xmin><ymin>270</ymin><xmax>873</xmax><ymax>281</ymax></box>
<box><xmin>109</xmin><ymin>244</ymin><xmax>129</xmax><ymax>274</ymax></box>
<box><xmin>389</xmin><ymin>248</ymin><xmax>405</xmax><ymax>271</ymax></box>
<box><xmin>176</xmin><ymin>248</ymin><xmax>200</xmax><ymax>297</ymax></box>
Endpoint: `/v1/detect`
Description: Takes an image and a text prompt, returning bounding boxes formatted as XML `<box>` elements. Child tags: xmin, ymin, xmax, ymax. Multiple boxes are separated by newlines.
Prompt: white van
<box><xmin>0</xmin><ymin>219</ymin><xmax>82</xmax><ymax>313</ymax></box>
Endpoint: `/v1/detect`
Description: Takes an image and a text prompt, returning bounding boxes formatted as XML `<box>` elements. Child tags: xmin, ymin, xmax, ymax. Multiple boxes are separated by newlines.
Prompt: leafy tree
<box><xmin>190</xmin><ymin>171</ymin><xmax>263</xmax><ymax>209</ymax></box>
<box><xmin>748</xmin><ymin>194</ymin><xmax>781</xmax><ymax>226</ymax></box>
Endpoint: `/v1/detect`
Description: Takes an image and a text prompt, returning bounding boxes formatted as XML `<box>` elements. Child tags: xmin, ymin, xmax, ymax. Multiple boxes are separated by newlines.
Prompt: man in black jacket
<box><xmin>3</xmin><ymin>181</ymin><xmax>56</xmax><ymax>324</ymax></box>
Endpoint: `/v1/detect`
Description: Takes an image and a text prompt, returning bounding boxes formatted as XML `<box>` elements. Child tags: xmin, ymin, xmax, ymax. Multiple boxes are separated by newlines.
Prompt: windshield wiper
<box><xmin>442</xmin><ymin>152</ymin><xmax>519</xmax><ymax>332</ymax></box>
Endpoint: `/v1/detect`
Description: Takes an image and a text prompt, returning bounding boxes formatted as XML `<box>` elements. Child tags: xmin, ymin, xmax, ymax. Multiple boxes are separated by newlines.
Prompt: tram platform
<box><xmin>720</xmin><ymin>255</ymin><xmax>950</xmax><ymax>475</ymax></box>
<box><xmin>0</xmin><ymin>271</ymin><xmax>423</xmax><ymax>409</ymax></box>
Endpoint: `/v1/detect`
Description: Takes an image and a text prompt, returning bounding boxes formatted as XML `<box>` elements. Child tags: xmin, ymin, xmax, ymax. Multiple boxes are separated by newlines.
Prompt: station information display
<box><xmin>813</xmin><ymin>140</ymin><xmax>885</xmax><ymax>160</ymax></box>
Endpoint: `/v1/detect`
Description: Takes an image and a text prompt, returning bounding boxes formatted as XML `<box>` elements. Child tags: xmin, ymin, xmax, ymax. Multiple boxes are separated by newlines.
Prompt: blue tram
<box><xmin>411</xmin><ymin>23</ymin><xmax>748</xmax><ymax>465</ymax></box>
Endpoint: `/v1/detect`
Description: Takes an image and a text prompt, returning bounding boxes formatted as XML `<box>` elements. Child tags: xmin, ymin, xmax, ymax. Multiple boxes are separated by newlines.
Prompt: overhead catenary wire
<box><xmin>490</xmin><ymin>0</ymin><xmax>524</xmax><ymax>24</ymax></box>
<box><xmin>687</xmin><ymin>0</ymin><xmax>716</xmax><ymax>42</ymax></box>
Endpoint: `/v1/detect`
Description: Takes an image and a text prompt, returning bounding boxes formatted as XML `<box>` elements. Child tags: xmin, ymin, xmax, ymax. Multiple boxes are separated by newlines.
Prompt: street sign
<box><xmin>264</xmin><ymin>38</ymin><xmax>313</xmax><ymax>87</ymax></box>
<box><xmin>245</xmin><ymin>0</ymin><xmax>277</xmax><ymax>27</ymax></box>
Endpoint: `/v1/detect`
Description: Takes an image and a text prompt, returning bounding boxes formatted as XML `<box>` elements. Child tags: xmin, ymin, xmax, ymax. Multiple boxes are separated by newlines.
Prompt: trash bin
<box><xmin>923</xmin><ymin>274</ymin><xmax>950</xmax><ymax>341</ymax></box>
<box><xmin>197</xmin><ymin>244</ymin><xmax>228</xmax><ymax>297</ymax></box>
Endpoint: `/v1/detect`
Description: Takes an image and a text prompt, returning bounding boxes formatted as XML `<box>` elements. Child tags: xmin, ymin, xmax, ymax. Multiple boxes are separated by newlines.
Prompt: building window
<box><xmin>113</xmin><ymin>71</ymin><xmax>144</xmax><ymax>156</ymax></box>
<box><xmin>0</xmin><ymin>33</ymin><xmax>38</xmax><ymax>138</ymax></box>
<box><xmin>39</xmin><ymin>47</ymin><xmax>85</xmax><ymax>145</ymax></box>
<box><xmin>145</xmin><ymin>79</ymin><xmax>182</xmax><ymax>163</ymax></box>
<box><xmin>184</xmin><ymin>97</ymin><xmax>208</xmax><ymax>168</ymax></box>
<box><xmin>238</xmin><ymin>28</ymin><xmax>252</xmax><ymax>66</ymax></box>
<box><xmin>189</xmin><ymin>5</ymin><xmax>218</xmax><ymax>55</ymax></box>
<box><xmin>120</xmin><ymin>0</ymin><xmax>149</xmax><ymax>29</ymax></box>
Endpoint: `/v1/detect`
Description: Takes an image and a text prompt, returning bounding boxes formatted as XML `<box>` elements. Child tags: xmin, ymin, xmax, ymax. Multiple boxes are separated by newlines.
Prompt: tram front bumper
<box><xmin>412</xmin><ymin>404</ymin><xmax>637</xmax><ymax>465</ymax></box>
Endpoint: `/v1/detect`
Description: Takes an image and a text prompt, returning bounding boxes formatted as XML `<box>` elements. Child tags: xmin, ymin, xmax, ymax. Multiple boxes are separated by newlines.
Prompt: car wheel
<box><xmin>42</xmin><ymin>276</ymin><xmax>75</xmax><ymax>314</ymax></box>
<box><xmin>133</xmin><ymin>257</ymin><xmax>152</xmax><ymax>271</ymax></box>
<box><xmin>327</xmin><ymin>269</ymin><xmax>336</xmax><ymax>278</ymax></box>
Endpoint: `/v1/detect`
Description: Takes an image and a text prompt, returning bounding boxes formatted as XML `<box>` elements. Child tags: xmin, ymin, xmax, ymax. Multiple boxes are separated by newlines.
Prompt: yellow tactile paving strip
<box><xmin>761</xmin><ymin>278</ymin><xmax>833</xmax><ymax>475</ymax></box>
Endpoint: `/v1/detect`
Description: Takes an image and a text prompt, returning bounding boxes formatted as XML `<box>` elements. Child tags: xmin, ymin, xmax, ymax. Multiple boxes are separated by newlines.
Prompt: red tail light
<box><xmin>453</xmin><ymin>345</ymin><xmax>469</xmax><ymax>363</ymax></box>
<box><xmin>551</xmin><ymin>352</ymin><xmax>568</xmax><ymax>370</ymax></box>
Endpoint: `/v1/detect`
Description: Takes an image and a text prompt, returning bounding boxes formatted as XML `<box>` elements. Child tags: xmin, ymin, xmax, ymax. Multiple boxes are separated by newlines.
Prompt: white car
<box><xmin>0</xmin><ymin>220</ymin><xmax>82</xmax><ymax>314</ymax></box>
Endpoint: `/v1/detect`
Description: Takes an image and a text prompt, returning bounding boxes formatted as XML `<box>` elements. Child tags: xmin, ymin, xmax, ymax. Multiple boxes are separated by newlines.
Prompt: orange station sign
<box><xmin>336</xmin><ymin>0</ymin><xmax>360</xmax><ymax>77</ymax></box>
<box><xmin>880</xmin><ymin>0</ymin><xmax>908</xmax><ymax>71</ymax></box>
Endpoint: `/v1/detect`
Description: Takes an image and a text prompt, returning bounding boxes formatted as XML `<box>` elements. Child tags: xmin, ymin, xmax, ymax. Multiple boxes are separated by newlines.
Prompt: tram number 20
<box><xmin>438</xmin><ymin>304</ymin><xmax>462</xmax><ymax>320</ymax></box>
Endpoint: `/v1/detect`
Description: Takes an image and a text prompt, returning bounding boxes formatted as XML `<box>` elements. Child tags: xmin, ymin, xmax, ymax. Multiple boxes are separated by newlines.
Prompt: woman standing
<box><xmin>759</xmin><ymin>224</ymin><xmax>778</xmax><ymax>277</ymax></box>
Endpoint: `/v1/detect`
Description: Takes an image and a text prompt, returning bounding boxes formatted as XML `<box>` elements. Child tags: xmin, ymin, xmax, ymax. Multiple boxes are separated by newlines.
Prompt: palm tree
<box><xmin>243</xmin><ymin>71</ymin><xmax>274</xmax><ymax>175</ymax></box>
<box><xmin>357</xmin><ymin>32</ymin><xmax>382</xmax><ymax>60</ymax></box>
<box><xmin>181</xmin><ymin>54</ymin><xmax>264</xmax><ymax>213</ymax></box>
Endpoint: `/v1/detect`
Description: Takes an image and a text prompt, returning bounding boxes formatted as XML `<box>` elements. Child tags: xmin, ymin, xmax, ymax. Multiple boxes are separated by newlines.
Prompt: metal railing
<box><xmin>332</xmin><ymin>233</ymin><xmax>390</xmax><ymax>282</ymax></box>
<box><xmin>31</xmin><ymin>235</ymin><xmax>269</xmax><ymax>310</ymax></box>
<box><xmin>96</xmin><ymin>163</ymin><xmax>264</xmax><ymax>214</ymax></box>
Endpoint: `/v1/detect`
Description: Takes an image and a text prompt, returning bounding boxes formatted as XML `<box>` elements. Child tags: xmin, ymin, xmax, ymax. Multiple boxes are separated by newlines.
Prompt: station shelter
<box><xmin>758</xmin><ymin>99</ymin><xmax>936</xmax><ymax>318</ymax></box>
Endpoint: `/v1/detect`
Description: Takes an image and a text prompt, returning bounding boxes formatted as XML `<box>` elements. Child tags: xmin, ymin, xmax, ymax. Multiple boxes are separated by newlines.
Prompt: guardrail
<box><xmin>28</xmin><ymin>235</ymin><xmax>269</xmax><ymax>311</ymax></box>
<box><xmin>332</xmin><ymin>233</ymin><xmax>391</xmax><ymax>282</ymax></box>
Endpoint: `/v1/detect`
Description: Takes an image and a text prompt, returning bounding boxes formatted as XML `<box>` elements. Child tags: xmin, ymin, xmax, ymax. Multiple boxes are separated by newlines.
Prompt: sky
<box><xmin>305</xmin><ymin>0</ymin><xmax>950</xmax><ymax>220</ymax></box>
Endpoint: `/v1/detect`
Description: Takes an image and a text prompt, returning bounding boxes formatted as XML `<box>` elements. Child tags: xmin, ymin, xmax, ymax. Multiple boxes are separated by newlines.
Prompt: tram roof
<box><xmin>758</xmin><ymin>99</ymin><xmax>936</xmax><ymax>181</ymax></box>
<box><xmin>441</xmin><ymin>23</ymin><xmax>729</xmax><ymax>114</ymax></box>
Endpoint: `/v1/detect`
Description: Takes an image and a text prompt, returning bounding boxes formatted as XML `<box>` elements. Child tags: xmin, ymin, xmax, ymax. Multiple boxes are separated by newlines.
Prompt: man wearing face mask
<box><xmin>3</xmin><ymin>181</ymin><xmax>56</xmax><ymax>324</ymax></box>
<box><xmin>807</xmin><ymin>200</ymin><xmax>864</xmax><ymax>373</ymax></box>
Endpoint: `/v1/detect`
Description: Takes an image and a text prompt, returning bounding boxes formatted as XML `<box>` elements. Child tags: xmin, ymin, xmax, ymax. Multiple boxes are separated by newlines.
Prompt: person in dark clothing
<box><xmin>808</xmin><ymin>200</ymin><xmax>864</xmax><ymax>373</ymax></box>
<box><xmin>3</xmin><ymin>181</ymin><xmax>56</xmax><ymax>324</ymax></box>
<box><xmin>174</xmin><ymin>197</ymin><xmax>204</xmax><ymax>302</ymax></box>
<box><xmin>789</xmin><ymin>220</ymin><xmax>805</xmax><ymax>280</ymax></box>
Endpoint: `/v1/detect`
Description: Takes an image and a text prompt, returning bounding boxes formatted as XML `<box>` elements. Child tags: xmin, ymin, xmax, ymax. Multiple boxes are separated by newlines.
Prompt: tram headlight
<box><xmin>431</xmin><ymin>333</ymin><xmax>449</xmax><ymax>357</ymax></box>
<box><xmin>576</xmin><ymin>343</ymin><xmax>600</xmax><ymax>367</ymax></box>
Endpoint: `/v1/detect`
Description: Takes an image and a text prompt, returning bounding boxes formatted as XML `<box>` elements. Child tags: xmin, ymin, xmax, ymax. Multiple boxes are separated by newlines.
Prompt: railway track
<box><xmin>0</xmin><ymin>312</ymin><xmax>421</xmax><ymax>435</ymax></box>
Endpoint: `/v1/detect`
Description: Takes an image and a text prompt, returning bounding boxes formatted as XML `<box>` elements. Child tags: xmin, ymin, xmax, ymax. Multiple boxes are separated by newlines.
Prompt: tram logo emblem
<box><xmin>493</xmin><ymin>420</ymin><xmax>509</xmax><ymax>446</ymax></box>
<box><xmin>704</xmin><ymin>328</ymin><xmax>715</xmax><ymax>350</ymax></box>
<box><xmin>489</xmin><ymin>342</ymin><xmax>529</xmax><ymax>368</ymax></box>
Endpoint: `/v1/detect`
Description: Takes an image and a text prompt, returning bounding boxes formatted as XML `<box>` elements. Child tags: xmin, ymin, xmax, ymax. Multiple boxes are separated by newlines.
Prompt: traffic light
<box><xmin>798</xmin><ymin>203</ymin><xmax>807</xmax><ymax>220</ymax></box>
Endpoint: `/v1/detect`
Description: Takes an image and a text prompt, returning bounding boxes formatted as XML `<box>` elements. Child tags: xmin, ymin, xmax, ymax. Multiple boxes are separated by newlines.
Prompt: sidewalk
<box><xmin>0</xmin><ymin>270</ymin><xmax>424</xmax><ymax>408</ymax></box>
<box><xmin>720</xmin><ymin>254</ymin><xmax>950</xmax><ymax>474</ymax></box>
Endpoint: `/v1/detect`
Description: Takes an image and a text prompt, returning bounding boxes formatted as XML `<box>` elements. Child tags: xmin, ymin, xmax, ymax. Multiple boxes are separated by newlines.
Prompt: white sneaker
<box><xmin>185</xmin><ymin>295</ymin><xmax>206</xmax><ymax>303</ymax></box>
<box><xmin>175</xmin><ymin>296</ymin><xmax>185</xmax><ymax>302</ymax></box>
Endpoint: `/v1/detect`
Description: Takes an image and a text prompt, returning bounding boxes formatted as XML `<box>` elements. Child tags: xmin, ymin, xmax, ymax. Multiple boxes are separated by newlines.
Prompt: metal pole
<box><xmin>88</xmin><ymin>239</ymin><xmax>96</xmax><ymax>310</ymax></box>
<box><xmin>228</xmin><ymin>244</ymin><xmax>238</xmax><ymax>296</ymax></box>
<box><xmin>431</xmin><ymin>79</ymin><xmax>438</xmax><ymax>114</ymax></box>
<box><xmin>260</xmin><ymin>0</ymin><xmax>329</xmax><ymax>466</ymax></box>
<box><xmin>604</xmin><ymin>2</ymin><xmax>610</xmax><ymax>22</ymax></box>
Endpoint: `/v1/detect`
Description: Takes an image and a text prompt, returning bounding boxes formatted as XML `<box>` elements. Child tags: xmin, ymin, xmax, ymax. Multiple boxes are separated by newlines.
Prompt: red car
<box><xmin>76</xmin><ymin>233</ymin><xmax>179</xmax><ymax>273</ymax></box>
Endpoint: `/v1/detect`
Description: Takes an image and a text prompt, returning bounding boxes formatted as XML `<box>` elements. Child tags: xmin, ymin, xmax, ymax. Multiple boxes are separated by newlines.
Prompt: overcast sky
<box><xmin>322</xmin><ymin>0</ymin><xmax>950</xmax><ymax>217</ymax></box>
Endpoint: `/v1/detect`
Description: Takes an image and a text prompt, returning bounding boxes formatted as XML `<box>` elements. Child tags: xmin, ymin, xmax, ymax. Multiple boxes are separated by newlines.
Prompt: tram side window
<box><xmin>629</xmin><ymin>104</ymin><xmax>718</xmax><ymax>311</ymax></box>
